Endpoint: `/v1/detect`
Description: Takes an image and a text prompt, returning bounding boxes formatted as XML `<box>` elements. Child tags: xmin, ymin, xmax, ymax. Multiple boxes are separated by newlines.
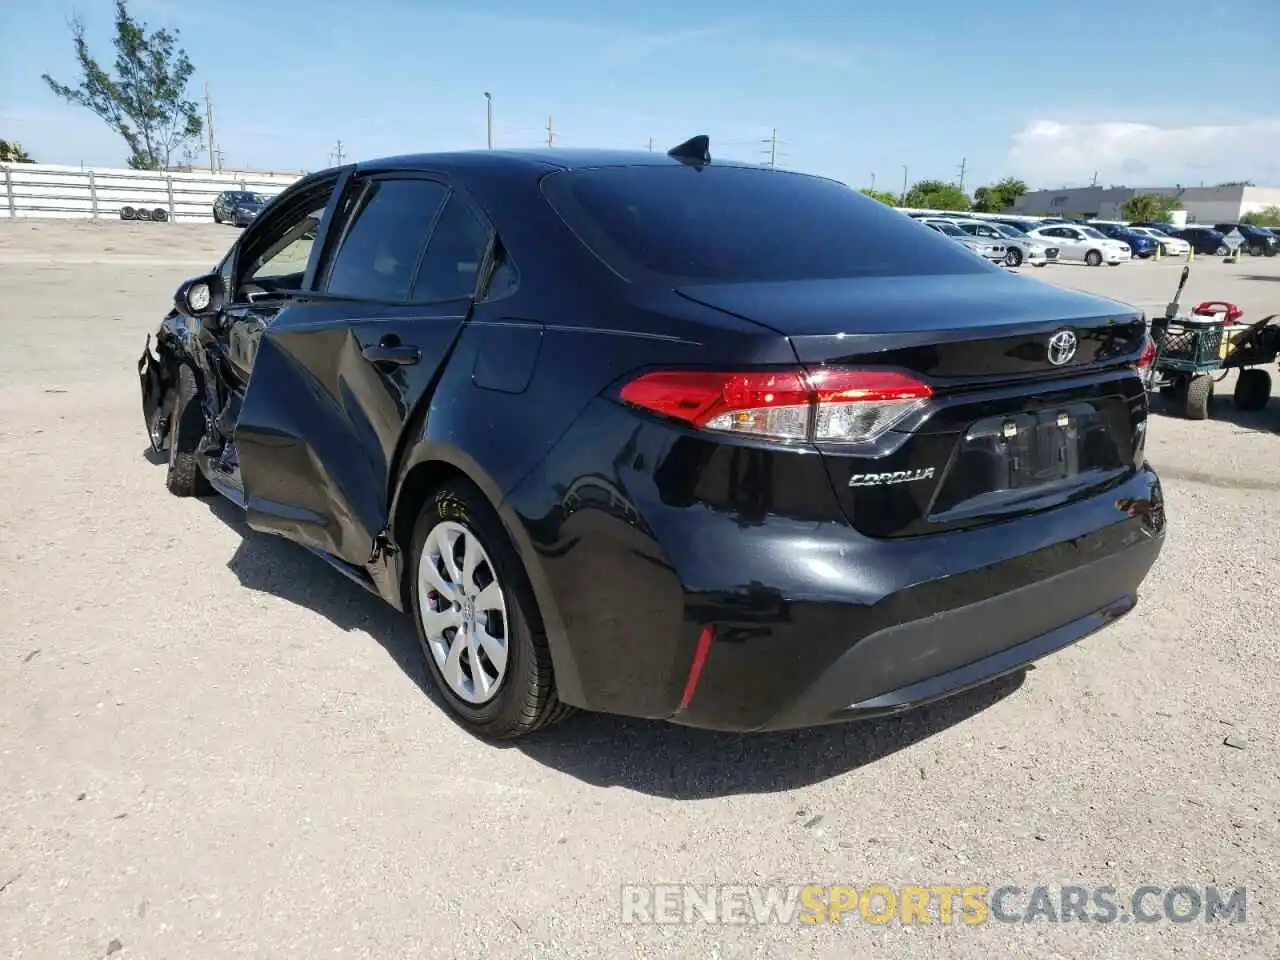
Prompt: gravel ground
<box><xmin>1</xmin><ymin>220</ymin><xmax>1278</xmax><ymax>960</ymax></box>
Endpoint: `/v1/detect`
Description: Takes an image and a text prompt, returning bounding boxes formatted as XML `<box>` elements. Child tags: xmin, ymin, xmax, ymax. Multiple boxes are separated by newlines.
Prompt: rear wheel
<box><xmin>1233</xmin><ymin>368</ymin><xmax>1272</xmax><ymax>410</ymax></box>
<box><xmin>1184</xmin><ymin>373</ymin><xmax>1214</xmax><ymax>420</ymax></box>
<box><xmin>166</xmin><ymin>364</ymin><xmax>212</xmax><ymax>497</ymax></box>
<box><xmin>1004</xmin><ymin>248</ymin><xmax>1023</xmax><ymax>268</ymax></box>
<box><xmin>407</xmin><ymin>480</ymin><xmax>573</xmax><ymax>739</ymax></box>
<box><xmin>1085</xmin><ymin>249</ymin><xmax>1103</xmax><ymax>267</ymax></box>
<box><xmin>213</xmin><ymin>209</ymin><xmax>223</xmax><ymax>224</ymax></box>
<box><xmin>1248</xmin><ymin>244</ymin><xmax>1263</xmax><ymax>257</ymax></box>
<box><xmin>1215</xmin><ymin>244</ymin><xmax>1230</xmax><ymax>256</ymax></box>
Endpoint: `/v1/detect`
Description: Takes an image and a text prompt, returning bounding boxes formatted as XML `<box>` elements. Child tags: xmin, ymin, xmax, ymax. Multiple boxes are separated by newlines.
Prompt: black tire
<box><xmin>136</xmin><ymin>208</ymin><xmax>153</xmax><ymax>222</ymax></box>
<box><xmin>165</xmin><ymin>364</ymin><xmax>212</xmax><ymax>497</ymax></box>
<box><xmin>1004</xmin><ymin>248</ymin><xmax>1023</xmax><ymax>268</ymax></box>
<box><xmin>213</xmin><ymin>209</ymin><xmax>222</xmax><ymax>224</ymax></box>
<box><xmin>1266</xmin><ymin>247</ymin><xmax>1277</xmax><ymax>258</ymax></box>
<box><xmin>1248</xmin><ymin>244</ymin><xmax>1263</xmax><ymax>257</ymax></box>
<box><xmin>1215</xmin><ymin>245</ymin><xmax>1230</xmax><ymax>256</ymax></box>
<box><xmin>1184</xmin><ymin>374</ymin><xmax>1214</xmax><ymax>420</ymax></box>
<box><xmin>1233</xmin><ymin>368</ymin><xmax>1272</xmax><ymax>411</ymax></box>
<box><xmin>1085</xmin><ymin>249</ymin><xmax>1103</xmax><ymax>267</ymax></box>
<box><xmin>407</xmin><ymin>480</ymin><xmax>574</xmax><ymax>739</ymax></box>
<box><xmin>152</xmin><ymin>208</ymin><xmax>168</xmax><ymax>222</ymax></box>
<box><xmin>120</xmin><ymin>206</ymin><xmax>136</xmax><ymax>220</ymax></box>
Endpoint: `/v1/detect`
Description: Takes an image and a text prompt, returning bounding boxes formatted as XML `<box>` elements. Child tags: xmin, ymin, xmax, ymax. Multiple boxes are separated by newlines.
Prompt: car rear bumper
<box><xmin>507</xmin><ymin>403</ymin><xmax>1166</xmax><ymax>732</ymax></box>
<box><xmin>671</xmin><ymin>470</ymin><xmax>1164</xmax><ymax>732</ymax></box>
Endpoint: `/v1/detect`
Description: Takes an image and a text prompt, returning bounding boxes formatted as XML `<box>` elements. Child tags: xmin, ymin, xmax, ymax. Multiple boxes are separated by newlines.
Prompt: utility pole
<box><xmin>1090</xmin><ymin>170</ymin><xmax>1099</xmax><ymax>187</ymax></box>
<box><xmin>546</xmin><ymin>115</ymin><xmax>554</xmax><ymax>148</ymax></box>
<box><xmin>957</xmin><ymin>157</ymin><xmax>967</xmax><ymax>191</ymax></box>
<box><xmin>901</xmin><ymin>165</ymin><xmax>909</xmax><ymax>204</ymax></box>
<box><xmin>762</xmin><ymin>128</ymin><xmax>778</xmax><ymax>168</ymax></box>
<box><xmin>484</xmin><ymin>92</ymin><xmax>493</xmax><ymax>150</ymax></box>
<box><xmin>204</xmin><ymin>84</ymin><xmax>216</xmax><ymax>174</ymax></box>
<box><xmin>331</xmin><ymin>140</ymin><xmax>345</xmax><ymax>165</ymax></box>
<box><xmin>214</xmin><ymin>148</ymin><xmax>225</xmax><ymax>173</ymax></box>
<box><xmin>870</xmin><ymin>172</ymin><xmax>876</xmax><ymax>191</ymax></box>
<box><xmin>648</xmin><ymin>136</ymin><xmax>654</xmax><ymax>152</ymax></box>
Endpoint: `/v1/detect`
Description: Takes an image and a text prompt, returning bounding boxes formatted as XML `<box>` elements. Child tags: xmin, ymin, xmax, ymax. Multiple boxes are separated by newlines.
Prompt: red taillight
<box><xmin>1135</xmin><ymin>335</ymin><xmax>1157</xmax><ymax>370</ymax></box>
<box><xmin>619</xmin><ymin>368</ymin><xmax>933</xmax><ymax>443</ymax></box>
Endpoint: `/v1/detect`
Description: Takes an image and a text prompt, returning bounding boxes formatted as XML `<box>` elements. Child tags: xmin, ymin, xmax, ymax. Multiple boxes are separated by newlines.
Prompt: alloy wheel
<box><xmin>417</xmin><ymin>520</ymin><xmax>509</xmax><ymax>704</ymax></box>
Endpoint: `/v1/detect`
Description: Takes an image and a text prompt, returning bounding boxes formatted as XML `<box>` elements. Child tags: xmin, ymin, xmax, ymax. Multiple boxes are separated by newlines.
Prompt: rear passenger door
<box><xmin>235</xmin><ymin>173</ymin><xmax>496</xmax><ymax>567</ymax></box>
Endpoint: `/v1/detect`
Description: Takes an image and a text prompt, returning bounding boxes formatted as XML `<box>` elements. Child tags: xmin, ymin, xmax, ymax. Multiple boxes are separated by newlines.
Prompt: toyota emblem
<box><xmin>1047</xmin><ymin>330</ymin><xmax>1078</xmax><ymax>366</ymax></box>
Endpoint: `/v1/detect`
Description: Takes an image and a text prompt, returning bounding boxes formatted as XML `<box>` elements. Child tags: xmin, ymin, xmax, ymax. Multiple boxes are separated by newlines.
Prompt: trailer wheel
<box><xmin>1185</xmin><ymin>374</ymin><xmax>1214</xmax><ymax>420</ymax></box>
<box><xmin>120</xmin><ymin>206</ymin><xmax>136</xmax><ymax>220</ymax></box>
<box><xmin>1233</xmin><ymin>369</ymin><xmax>1272</xmax><ymax>411</ymax></box>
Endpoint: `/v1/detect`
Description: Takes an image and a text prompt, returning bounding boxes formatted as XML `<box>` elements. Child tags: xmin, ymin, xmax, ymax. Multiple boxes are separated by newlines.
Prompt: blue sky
<box><xmin>2</xmin><ymin>0</ymin><xmax>1279</xmax><ymax>189</ymax></box>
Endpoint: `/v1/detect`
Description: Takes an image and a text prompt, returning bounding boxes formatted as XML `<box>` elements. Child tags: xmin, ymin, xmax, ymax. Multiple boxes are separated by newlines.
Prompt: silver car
<box><xmin>948</xmin><ymin>218</ymin><xmax>1057</xmax><ymax>268</ymax></box>
<box><xmin>919</xmin><ymin>218</ymin><xmax>1007</xmax><ymax>264</ymax></box>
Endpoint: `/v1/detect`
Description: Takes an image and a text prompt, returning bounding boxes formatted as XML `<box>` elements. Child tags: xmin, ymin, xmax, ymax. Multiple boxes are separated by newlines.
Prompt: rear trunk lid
<box><xmin>676</xmin><ymin>273</ymin><xmax>1149</xmax><ymax>538</ymax></box>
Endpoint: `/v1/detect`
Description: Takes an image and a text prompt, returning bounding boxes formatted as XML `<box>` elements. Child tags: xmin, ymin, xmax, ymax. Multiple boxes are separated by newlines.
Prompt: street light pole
<box><xmin>484</xmin><ymin>92</ymin><xmax>493</xmax><ymax>150</ymax></box>
<box><xmin>901</xmin><ymin>165</ymin><xmax>909</xmax><ymax>204</ymax></box>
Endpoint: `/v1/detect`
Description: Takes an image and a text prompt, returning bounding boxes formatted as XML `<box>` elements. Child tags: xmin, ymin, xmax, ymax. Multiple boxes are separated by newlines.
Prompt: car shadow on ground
<box><xmin>197</xmin><ymin>492</ymin><xmax>1027</xmax><ymax>798</ymax></box>
<box><xmin>1148</xmin><ymin>392</ymin><xmax>1279</xmax><ymax>434</ymax></box>
<box><xmin>1238</xmin><ymin>274</ymin><xmax>1280</xmax><ymax>282</ymax></box>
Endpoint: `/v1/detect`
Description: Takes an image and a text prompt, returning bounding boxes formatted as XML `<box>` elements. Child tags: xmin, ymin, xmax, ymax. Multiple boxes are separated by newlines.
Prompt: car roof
<box><xmin>350</xmin><ymin>147</ymin><xmax>770</xmax><ymax>177</ymax></box>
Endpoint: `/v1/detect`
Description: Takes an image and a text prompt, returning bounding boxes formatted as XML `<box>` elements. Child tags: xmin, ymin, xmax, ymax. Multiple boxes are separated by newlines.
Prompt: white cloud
<box><xmin>1008</xmin><ymin>118</ymin><xmax>1280</xmax><ymax>187</ymax></box>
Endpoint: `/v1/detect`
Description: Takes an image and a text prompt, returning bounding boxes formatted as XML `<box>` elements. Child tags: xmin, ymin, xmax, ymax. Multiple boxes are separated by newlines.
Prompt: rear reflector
<box><xmin>620</xmin><ymin>368</ymin><xmax>932</xmax><ymax>443</ymax></box>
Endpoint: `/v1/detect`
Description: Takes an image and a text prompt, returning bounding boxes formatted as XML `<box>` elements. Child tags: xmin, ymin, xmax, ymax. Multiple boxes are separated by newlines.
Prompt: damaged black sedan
<box><xmin>139</xmin><ymin>138</ymin><xmax>1166</xmax><ymax>741</ymax></box>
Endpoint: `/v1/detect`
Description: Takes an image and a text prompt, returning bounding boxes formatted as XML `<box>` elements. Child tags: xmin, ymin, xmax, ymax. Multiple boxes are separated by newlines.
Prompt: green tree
<box><xmin>1216</xmin><ymin>180</ymin><xmax>1255</xmax><ymax>187</ymax></box>
<box><xmin>1242</xmin><ymin>206</ymin><xmax>1280</xmax><ymax>227</ymax></box>
<box><xmin>972</xmin><ymin>177</ymin><xmax>1028</xmax><ymax>213</ymax></box>
<box><xmin>0</xmin><ymin>140</ymin><xmax>34</xmax><ymax>163</ymax></box>
<box><xmin>860</xmin><ymin>188</ymin><xmax>899</xmax><ymax>206</ymax></box>
<box><xmin>42</xmin><ymin>0</ymin><xmax>202</xmax><ymax>170</ymax></box>
<box><xmin>903</xmin><ymin>179</ymin><xmax>972</xmax><ymax>211</ymax></box>
<box><xmin>1120</xmin><ymin>193</ymin><xmax>1178</xmax><ymax>223</ymax></box>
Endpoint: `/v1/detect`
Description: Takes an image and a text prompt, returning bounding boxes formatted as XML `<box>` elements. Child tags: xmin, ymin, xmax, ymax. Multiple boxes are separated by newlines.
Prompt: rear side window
<box><xmin>410</xmin><ymin>195</ymin><xmax>493</xmax><ymax>302</ymax></box>
<box><xmin>540</xmin><ymin>165</ymin><xmax>991</xmax><ymax>283</ymax></box>
<box><xmin>324</xmin><ymin>178</ymin><xmax>449</xmax><ymax>301</ymax></box>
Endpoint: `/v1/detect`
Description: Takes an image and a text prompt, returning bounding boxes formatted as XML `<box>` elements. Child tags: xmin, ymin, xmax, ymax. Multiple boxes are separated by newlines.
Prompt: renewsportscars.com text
<box><xmin>620</xmin><ymin>884</ymin><xmax>1248</xmax><ymax>926</ymax></box>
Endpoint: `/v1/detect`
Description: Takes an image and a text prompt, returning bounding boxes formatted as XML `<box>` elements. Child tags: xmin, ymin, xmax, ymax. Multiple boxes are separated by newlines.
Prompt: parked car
<box><xmin>1026</xmin><ymin>224</ymin><xmax>1132</xmax><ymax>266</ymax></box>
<box><xmin>991</xmin><ymin>217</ymin><xmax>1048</xmax><ymax>235</ymax></box>
<box><xmin>1089</xmin><ymin>223</ymin><xmax>1160</xmax><ymax>259</ymax></box>
<box><xmin>1211</xmin><ymin>223</ymin><xmax>1278</xmax><ymax>257</ymax></box>
<box><xmin>213</xmin><ymin>191</ymin><xmax>268</xmax><ymax>227</ymax></box>
<box><xmin>949</xmin><ymin>218</ymin><xmax>1057</xmax><ymax>268</ymax></box>
<box><xmin>137</xmin><ymin>137</ymin><xmax>1164</xmax><ymax>740</ymax></box>
<box><xmin>1174</xmin><ymin>226</ymin><xmax>1231</xmax><ymax>256</ymax></box>
<box><xmin>919</xmin><ymin>218</ymin><xmax>1008</xmax><ymax>263</ymax></box>
<box><xmin>1130</xmin><ymin>221</ymin><xmax>1185</xmax><ymax>237</ymax></box>
<box><xmin>1126</xmin><ymin>226</ymin><xmax>1191</xmax><ymax>256</ymax></box>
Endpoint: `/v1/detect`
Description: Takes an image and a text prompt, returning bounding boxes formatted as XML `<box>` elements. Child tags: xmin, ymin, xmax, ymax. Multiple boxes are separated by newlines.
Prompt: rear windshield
<box><xmin>540</xmin><ymin>165</ymin><xmax>992</xmax><ymax>283</ymax></box>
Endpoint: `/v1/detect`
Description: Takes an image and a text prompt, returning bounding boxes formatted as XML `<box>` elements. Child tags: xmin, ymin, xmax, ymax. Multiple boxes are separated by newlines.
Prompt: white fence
<box><xmin>0</xmin><ymin>163</ymin><xmax>303</xmax><ymax>223</ymax></box>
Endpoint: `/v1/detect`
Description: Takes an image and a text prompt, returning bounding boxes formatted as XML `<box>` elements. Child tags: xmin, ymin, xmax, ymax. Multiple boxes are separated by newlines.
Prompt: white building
<box><xmin>1012</xmin><ymin>185</ymin><xmax>1280</xmax><ymax>223</ymax></box>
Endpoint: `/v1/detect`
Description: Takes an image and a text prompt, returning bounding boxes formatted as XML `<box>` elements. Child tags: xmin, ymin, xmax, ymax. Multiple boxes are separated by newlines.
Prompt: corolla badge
<box><xmin>1047</xmin><ymin>329</ymin><xmax>1079</xmax><ymax>365</ymax></box>
<box><xmin>848</xmin><ymin>468</ymin><xmax>936</xmax><ymax>488</ymax></box>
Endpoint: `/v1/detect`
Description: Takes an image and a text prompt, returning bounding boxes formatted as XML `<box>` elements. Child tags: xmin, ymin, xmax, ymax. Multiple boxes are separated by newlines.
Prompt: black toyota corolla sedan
<box><xmin>138</xmin><ymin>136</ymin><xmax>1166</xmax><ymax>740</ymax></box>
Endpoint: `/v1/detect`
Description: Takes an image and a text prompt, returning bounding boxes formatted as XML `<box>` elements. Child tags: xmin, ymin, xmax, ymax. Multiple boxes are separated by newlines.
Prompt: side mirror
<box><xmin>173</xmin><ymin>273</ymin><xmax>225</xmax><ymax>320</ymax></box>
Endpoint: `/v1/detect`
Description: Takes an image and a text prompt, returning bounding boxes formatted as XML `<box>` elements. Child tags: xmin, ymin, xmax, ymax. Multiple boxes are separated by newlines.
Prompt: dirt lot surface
<box><xmin>1</xmin><ymin>220</ymin><xmax>1278</xmax><ymax>959</ymax></box>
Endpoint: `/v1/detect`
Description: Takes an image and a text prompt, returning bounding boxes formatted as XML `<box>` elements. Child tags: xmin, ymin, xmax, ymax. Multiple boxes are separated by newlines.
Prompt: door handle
<box><xmin>362</xmin><ymin>341</ymin><xmax>421</xmax><ymax>366</ymax></box>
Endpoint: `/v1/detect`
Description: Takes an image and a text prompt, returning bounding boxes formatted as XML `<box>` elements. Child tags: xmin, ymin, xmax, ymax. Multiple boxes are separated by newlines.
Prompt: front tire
<box><xmin>213</xmin><ymin>209</ymin><xmax>223</xmax><ymax>224</ymax></box>
<box><xmin>1216</xmin><ymin>245</ymin><xmax>1230</xmax><ymax>256</ymax></box>
<box><xmin>165</xmin><ymin>364</ymin><xmax>212</xmax><ymax>497</ymax></box>
<box><xmin>1085</xmin><ymin>249</ymin><xmax>1103</xmax><ymax>267</ymax></box>
<box><xmin>1005</xmin><ymin>248</ymin><xmax>1023</xmax><ymax>268</ymax></box>
<box><xmin>407</xmin><ymin>480</ymin><xmax>573</xmax><ymax>740</ymax></box>
<box><xmin>1185</xmin><ymin>373</ymin><xmax>1214</xmax><ymax>420</ymax></box>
